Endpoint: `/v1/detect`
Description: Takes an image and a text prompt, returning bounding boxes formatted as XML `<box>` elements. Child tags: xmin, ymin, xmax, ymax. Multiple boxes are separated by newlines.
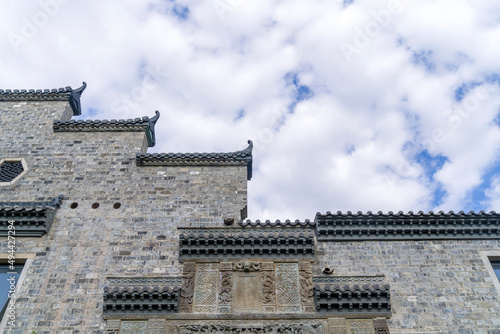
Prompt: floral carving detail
<box><xmin>178</xmin><ymin>323</ymin><xmax>323</xmax><ymax>333</ymax></box>
<box><xmin>262</xmin><ymin>271</ymin><xmax>276</xmax><ymax>304</ymax></box>
<box><xmin>299</xmin><ymin>271</ymin><xmax>314</xmax><ymax>305</ymax></box>
<box><xmin>180</xmin><ymin>263</ymin><xmax>196</xmax><ymax>312</ymax></box>
<box><xmin>219</xmin><ymin>271</ymin><xmax>232</xmax><ymax>303</ymax></box>
<box><xmin>233</xmin><ymin>261</ymin><xmax>261</xmax><ymax>271</ymax></box>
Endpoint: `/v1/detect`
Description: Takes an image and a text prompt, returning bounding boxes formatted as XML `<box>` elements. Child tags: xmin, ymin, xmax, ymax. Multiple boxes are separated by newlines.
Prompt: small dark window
<box><xmin>0</xmin><ymin>161</ymin><xmax>24</xmax><ymax>182</ymax></box>
<box><xmin>492</xmin><ymin>261</ymin><xmax>500</xmax><ymax>282</ymax></box>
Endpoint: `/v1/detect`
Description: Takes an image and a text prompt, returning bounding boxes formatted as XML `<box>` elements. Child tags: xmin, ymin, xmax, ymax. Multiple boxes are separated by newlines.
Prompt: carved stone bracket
<box><xmin>106</xmin><ymin>319</ymin><xmax>390</xmax><ymax>334</ymax></box>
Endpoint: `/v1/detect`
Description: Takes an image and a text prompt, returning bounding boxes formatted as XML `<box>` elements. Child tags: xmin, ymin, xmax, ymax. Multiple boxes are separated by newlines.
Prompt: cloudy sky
<box><xmin>1</xmin><ymin>0</ymin><xmax>500</xmax><ymax>220</ymax></box>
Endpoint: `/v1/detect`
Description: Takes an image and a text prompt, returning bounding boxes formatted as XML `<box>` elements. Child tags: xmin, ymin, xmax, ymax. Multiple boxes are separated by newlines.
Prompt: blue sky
<box><xmin>1</xmin><ymin>0</ymin><xmax>500</xmax><ymax>220</ymax></box>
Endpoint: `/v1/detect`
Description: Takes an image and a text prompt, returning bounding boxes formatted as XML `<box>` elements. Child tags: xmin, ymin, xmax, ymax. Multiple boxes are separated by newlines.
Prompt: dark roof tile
<box><xmin>0</xmin><ymin>82</ymin><xmax>87</xmax><ymax>115</ymax></box>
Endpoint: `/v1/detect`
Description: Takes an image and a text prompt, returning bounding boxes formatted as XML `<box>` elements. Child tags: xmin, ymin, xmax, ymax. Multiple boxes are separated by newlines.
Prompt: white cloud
<box><xmin>1</xmin><ymin>0</ymin><xmax>500</xmax><ymax>219</ymax></box>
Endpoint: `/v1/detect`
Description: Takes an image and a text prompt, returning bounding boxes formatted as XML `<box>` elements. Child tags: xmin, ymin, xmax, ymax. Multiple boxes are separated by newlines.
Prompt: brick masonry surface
<box><xmin>0</xmin><ymin>101</ymin><xmax>247</xmax><ymax>333</ymax></box>
<box><xmin>1</xmin><ymin>100</ymin><xmax>500</xmax><ymax>333</ymax></box>
<box><xmin>316</xmin><ymin>240</ymin><xmax>500</xmax><ymax>333</ymax></box>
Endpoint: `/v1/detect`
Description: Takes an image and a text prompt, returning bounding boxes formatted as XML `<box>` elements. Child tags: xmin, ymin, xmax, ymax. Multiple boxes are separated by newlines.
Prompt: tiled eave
<box><xmin>0</xmin><ymin>195</ymin><xmax>63</xmax><ymax>237</ymax></box>
<box><xmin>53</xmin><ymin>110</ymin><xmax>160</xmax><ymax>147</ymax></box>
<box><xmin>136</xmin><ymin>140</ymin><xmax>253</xmax><ymax>180</ymax></box>
<box><xmin>240</xmin><ymin>219</ymin><xmax>315</xmax><ymax>228</ymax></box>
<box><xmin>315</xmin><ymin>210</ymin><xmax>500</xmax><ymax>241</ymax></box>
<box><xmin>103</xmin><ymin>284</ymin><xmax>180</xmax><ymax>316</ymax></box>
<box><xmin>314</xmin><ymin>281</ymin><xmax>391</xmax><ymax>316</ymax></box>
<box><xmin>0</xmin><ymin>82</ymin><xmax>86</xmax><ymax>116</ymax></box>
<box><xmin>178</xmin><ymin>227</ymin><xmax>315</xmax><ymax>261</ymax></box>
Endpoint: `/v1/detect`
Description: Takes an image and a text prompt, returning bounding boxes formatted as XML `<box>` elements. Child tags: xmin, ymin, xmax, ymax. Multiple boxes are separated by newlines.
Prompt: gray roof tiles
<box><xmin>0</xmin><ymin>82</ymin><xmax>87</xmax><ymax>115</ymax></box>
<box><xmin>53</xmin><ymin>110</ymin><xmax>160</xmax><ymax>147</ymax></box>
<box><xmin>136</xmin><ymin>140</ymin><xmax>253</xmax><ymax>180</ymax></box>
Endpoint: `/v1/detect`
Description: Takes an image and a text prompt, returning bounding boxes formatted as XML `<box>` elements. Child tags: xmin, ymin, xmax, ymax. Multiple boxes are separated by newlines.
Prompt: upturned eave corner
<box><xmin>146</xmin><ymin>110</ymin><xmax>160</xmax><ymax>147</ymax></box>
<box><xmin>69</xmin><ymin>81</ymin><xmax>87</xmax><ymax>116</ymax></box>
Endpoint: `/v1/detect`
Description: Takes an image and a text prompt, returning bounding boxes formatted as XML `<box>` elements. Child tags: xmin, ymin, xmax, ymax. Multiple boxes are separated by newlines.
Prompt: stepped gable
<box><xmin>137</xmin><ymin>140</ymin><xmax>253</xmax><ymax>180</ymax></box>
<box><xmin>0</xmin><ymin>195</ymin><xmax>63</xmax><ymax>237</ymax></box>
<box><xmin>0</xmin><ymin>82</ymin><xmax>87</xmax><ymax>115</ymax></box>
<box><xmin>315</xmin><ymin>210</ymin><xmax>500</xmax><ymax>241</ymax></box>
<box><xmin>53</xmin><ymin>110</ymin><xmax>160</xmax><ymax>147</ymax></box>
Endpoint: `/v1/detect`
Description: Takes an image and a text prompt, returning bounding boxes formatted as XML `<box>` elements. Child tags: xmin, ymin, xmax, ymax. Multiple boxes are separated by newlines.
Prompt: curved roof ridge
<box><xmin>136</xmin><ymin>140</ymin><xmax>253</xmax><ymax>180</ymax></box>
<box><xmin>53</xmin><ymin>111</ymin><xmax>160</xmax><ymax>147</ymax></box>
<box><xmin>0</xmin><ymin>82</ymin><xmax>87</xmax><ymax>116</ymax></box>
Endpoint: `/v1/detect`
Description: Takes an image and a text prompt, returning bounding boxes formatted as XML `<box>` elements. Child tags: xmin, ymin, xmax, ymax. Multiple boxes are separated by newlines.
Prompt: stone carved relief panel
<box><xmin>232</xmin><ymin>270</ymin><xmax>262</xmax><ymax>313</ymax></box>
<box><xmin>193</xmin><ymin>263</ymin><xmax>219</xmax><ymax>313</ymax></box>
<box><xmin>275</xmin><ymin>263</ymin><xmax>302</xmax><ymax>313</ymax></box>
<box><xmin>298</xmin><ymin>262</ymin><xmax>314</xmax><ymax>313</ymax></box>
<box><xmin>180</xmin><ymin>262</ymin><xmax>195</xmax><ymax>313</ymax></box>
<box><xmin>328</xmin><ymin>318</ymin><xmax>347</xmax><ymax>334</ymax></box>
<box><xmin>180</xmin><ymin>261</ymin><xmax>317</xmax><ymax>315</ymax></box>
<box><xmin>121</xmin><ymin>321</ymin><xmax>147</xmax><ymax>334</ymax></box>
<box><xmin>347</xmin><ymin>320</ymin><xmax>375</xmax><ymax>334</ymax></box>
<box><xmin>175</xmin><ymin>322</ymin><xmax>325</xmax><ymax>333</ymax></box>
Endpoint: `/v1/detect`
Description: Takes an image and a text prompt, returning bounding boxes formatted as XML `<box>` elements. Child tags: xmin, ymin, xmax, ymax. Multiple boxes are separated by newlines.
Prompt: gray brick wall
<box><xmin>1</xmin><ymin>100</ymin><xmax>500</xmax><ymax>333</ymax></box>
<box><xmin>315</xmin><ymin>240</ymin><xmax>500</xmax><ymax>333</ymax></box>
<box><xmin>0</xmin><ymin>100</ymin><xmax>247</xmax><ymax>333</ymax></box>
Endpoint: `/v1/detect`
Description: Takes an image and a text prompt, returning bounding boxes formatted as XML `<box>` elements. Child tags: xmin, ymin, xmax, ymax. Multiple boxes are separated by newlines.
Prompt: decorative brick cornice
<box><xmin>314</xmin><ymin>283</ymin><xmax>391</xmax><ymax>315</ymax></box>
<box><xmin>53</xmin><ymin>110</ymin><xmax>159</xmax><ymax>147</ymax></box>
<box><xmin>106</xmin><ymin>277</ymin><xmax>182</xmax><ymax>285</ymax></box>
<box><xmin>178</xmin><ymin>229</ymin><xmax>315</xmax><ymax>260</ymax></box>
<box><xmin>0</xmin><ymin>195</ymin><xmax>63</xmax><ymax>237</ymax></box>
<box><xmin>136</xmin><ymin>140</ymin><xmax>253</xmax><ymax>180</ymax></box>
<box><xmin>103</xmin><ymin>285</ymin><xmax>180</xmax><ymax>316</ymax></box>
<box><xmin>0</xmin><ymin>82</ymin><xmax>86</xmax><ymax>115</ymax></box>
<box><xmin>313</xmin><ymin>276</ymin><xmax>386</xmax><ymax>284</ymax></box>
<box><xmin>315</xmin><ymin>210</ymin><xmax>500</xmax><ymax>241</ymax></box>
<box><xmin>240</xmin><ymin>219</ymin><xmax>315</xmax><ymax>228</ymax></box>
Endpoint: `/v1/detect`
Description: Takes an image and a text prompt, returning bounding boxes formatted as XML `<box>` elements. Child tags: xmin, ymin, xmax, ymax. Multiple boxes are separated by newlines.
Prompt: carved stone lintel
<box><xmin>233</xmin><ymin>261</ymin><xmax>261</xmax><ymax>271</ymax></box>
<box><xmin>177</xmin><ymin>323</ymin><xmax>324</xmax><ymax>333</ymax></box>
<box><xmin>180</xmin><ymin>262</ymin><xmax>196</xmax><ymax>313</ymax></box>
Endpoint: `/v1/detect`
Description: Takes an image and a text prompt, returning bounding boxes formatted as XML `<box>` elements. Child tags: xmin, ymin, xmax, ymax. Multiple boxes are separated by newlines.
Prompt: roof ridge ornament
<box><xmin>146</xmin><ymin>110</ymin><xmax>160</xmax><ymax>147</ymax></box>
